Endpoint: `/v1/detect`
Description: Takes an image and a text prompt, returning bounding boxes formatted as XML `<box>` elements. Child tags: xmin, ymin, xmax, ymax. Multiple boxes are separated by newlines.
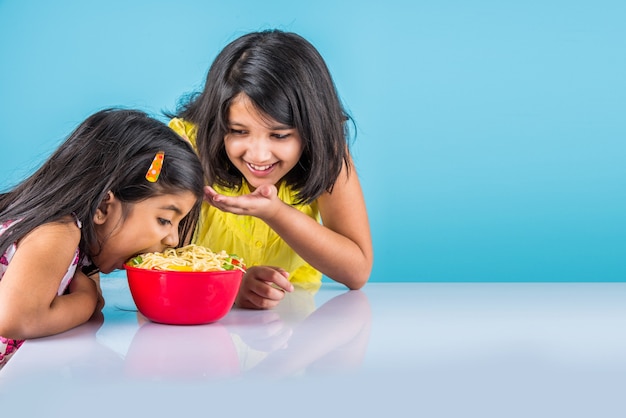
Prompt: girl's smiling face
<box><xmin>224</xmin><ymin>93</ymin><xmax>303</xmax><ymax>190</ymax></box>
<box><xmin>91</xmin><ymin>191</ymin><xmax>198</xmax><ymax>273</ymax></box>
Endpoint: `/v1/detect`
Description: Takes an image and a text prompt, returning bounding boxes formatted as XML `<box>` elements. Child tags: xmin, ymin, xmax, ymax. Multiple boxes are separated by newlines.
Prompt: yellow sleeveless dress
<box><xmin>169</xmin><ymin>118</ymin><xmax>322</xmax><ymax>290</ymax></box>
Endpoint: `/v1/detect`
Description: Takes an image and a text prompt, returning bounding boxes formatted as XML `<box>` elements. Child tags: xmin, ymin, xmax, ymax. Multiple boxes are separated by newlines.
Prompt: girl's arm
<box><xmin>0</xmin><ymin>221</ymin><xmax>99</xmax><ymax>340</ymax></box>
<box><xmin>208</xmin><ymin>156</ymin><xmax>373</xmax><ymax>290</ymax></box>
<box><xmin>269</xmin><ymin>157</ymin><xmax>373</xmax><ymax>289</ymax></box>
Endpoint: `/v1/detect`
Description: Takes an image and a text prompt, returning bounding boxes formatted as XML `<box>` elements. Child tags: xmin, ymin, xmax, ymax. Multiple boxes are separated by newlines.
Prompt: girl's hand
<box><xmin>88</xmin><ymin>272</ymin><xmax>105</xmax><ymax>315</ymax></box>
<box><xmin>204</xmin><ymin>185</ymin><xmax>281</xmax><ymax>220</ymax></box>
<box><xmin>69</xmin><ymin>270</ymin><xmax>103</xmax><ymax>314</ymax></box>
<box><xmin>235</xmin><ymin>266</ymin><xmax>294</xmax><ymax>310</ymax></box>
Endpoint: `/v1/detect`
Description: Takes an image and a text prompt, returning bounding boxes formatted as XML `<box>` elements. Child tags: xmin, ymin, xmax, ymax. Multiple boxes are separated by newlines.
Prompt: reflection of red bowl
<box><xmin>124</xmin><ymin>322</ymin><xmax>240</xmax><ymax>379</ymax></box>
<box><xmin>124</xmin><ymin>265</ymin><xmax>243</xmax><ymax>325</ymax></box>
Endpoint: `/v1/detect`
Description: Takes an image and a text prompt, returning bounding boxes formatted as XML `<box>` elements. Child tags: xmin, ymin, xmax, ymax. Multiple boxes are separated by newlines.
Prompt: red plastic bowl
<box><xmin>124</xmin><ymin>265</ymin><xmax>243</xmax><ymax>325</ymax></box>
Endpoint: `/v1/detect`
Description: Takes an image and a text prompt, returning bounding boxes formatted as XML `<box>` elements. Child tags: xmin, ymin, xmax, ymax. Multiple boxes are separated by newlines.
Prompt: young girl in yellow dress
<box><xmin>168</xmin><ymin>29</ymin><xmax>373</xmax><ymax>309</ymax></box>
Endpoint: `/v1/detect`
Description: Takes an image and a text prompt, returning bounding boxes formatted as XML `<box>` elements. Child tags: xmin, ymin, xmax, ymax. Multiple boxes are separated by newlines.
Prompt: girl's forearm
<box><xmin>13</xmin><ymin>278</ymin><xmax>98</xmax><ymax>340</ymax></box>
<box><xmin>263</xmin><ymin>203</ymin><xmax>372</xmax><ymax>289</ymax></box>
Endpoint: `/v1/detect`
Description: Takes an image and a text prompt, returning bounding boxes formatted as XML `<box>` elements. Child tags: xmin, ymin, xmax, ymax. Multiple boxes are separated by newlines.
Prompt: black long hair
<box><xmin>171</xmin><ymin>29</ymin><xmax>352</xmax><ymax>204</ymax></box>
<box><xmin>0</xmin><ymin>108</ymin><xmax>205</xmax><ymax>262</ymax></box>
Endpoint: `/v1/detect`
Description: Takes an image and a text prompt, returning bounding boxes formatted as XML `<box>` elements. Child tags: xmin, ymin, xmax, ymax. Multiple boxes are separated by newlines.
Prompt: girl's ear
<box><xmin>94</xmin><ymin>191</ymin><xmax>115</xmax><ymax>225</ymax></box>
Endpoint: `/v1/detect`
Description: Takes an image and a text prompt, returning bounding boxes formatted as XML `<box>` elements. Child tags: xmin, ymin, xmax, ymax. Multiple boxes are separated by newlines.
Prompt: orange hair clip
<box><xmin>145</xmin><ymin>151</ymin><xmax>165</xmax><ymax>182</ymax></box>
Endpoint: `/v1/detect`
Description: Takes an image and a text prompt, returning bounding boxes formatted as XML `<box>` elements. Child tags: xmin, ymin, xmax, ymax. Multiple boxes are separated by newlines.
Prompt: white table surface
<box><xmin>2</xmin><ymin>276</ymin><xmax>626</xmax><ymax>417</ymax></box>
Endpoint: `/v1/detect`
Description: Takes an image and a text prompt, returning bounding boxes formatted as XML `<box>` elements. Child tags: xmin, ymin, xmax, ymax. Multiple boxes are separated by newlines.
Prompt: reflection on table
<box><xmin>0</xmin><ymin>277</ymin><xmax>372</xmax><ymax>383</ymax></box>
<box><xmin>4</xmin><ymin>281</ymin><xmax>626</xmax><ymax>418</ymax></box>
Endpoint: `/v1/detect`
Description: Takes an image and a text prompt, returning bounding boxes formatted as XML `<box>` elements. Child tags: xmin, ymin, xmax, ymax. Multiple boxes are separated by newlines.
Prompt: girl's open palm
<box><xmin>204</xmin><ymin>185</ymin><xmax>281</xmax><ymax>220</ymax></box>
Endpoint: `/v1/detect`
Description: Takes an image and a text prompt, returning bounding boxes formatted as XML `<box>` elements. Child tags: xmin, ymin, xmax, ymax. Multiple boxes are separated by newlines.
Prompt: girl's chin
<box><xmin>244</xmin><ymin>177</ymin><xmax>269</xmax><ymax>189</ymax></box>
<box><xmin>94</xmin><ymin>261</ymin><xmax>120</xmax><ymax>274</ymax></box>
<box><xmin>243</xmin><ymin>168</ymin><xmax>281</xmax><ymax>187</ymax></box>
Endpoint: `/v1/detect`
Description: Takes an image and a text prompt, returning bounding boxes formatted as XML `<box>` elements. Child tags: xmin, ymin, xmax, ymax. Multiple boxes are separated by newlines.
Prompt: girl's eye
<box><xmin>229</xmin><ymin>129</ymin><xmax>247</xmax><ymax>135</ymax></box>
<box><xmin>158</xmin><ymin>218</ymin><xmax>172</xmax><ymax>226</ymax></box>
<box><xmin>272</xmin><ymin>133</ymin><xmax>291</xmax><ymax>139</ymax></box>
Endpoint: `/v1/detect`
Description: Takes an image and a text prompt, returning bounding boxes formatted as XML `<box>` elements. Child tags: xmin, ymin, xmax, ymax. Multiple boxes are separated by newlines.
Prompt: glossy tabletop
<box><xmin>2</xmin><ymin>276</ymin><xmax>626</xmax><ymax>417</ymax></box>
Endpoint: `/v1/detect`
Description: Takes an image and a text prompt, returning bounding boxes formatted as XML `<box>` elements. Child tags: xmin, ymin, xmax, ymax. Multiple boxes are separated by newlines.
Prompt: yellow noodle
<box><xmin>132</xmin><ymin>244</ymin><xmax>245</xmax><ymax>272</ymax></box>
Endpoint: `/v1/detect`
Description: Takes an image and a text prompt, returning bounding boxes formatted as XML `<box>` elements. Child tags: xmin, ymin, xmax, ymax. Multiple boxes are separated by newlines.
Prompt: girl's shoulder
<box><xmin>15</xmin><ymin>222</ymin><xmax>80</xmax><ymax>269</ymax></box>
<box><xmin>1</xmin><ymin>214</ymin><xmax>81</xmax><ymax>236</ymax></box>
<box><xmin>19</xmin><ymin>216</ymin><xmax>82</xmax><ymax>246</ymax></box>
<box><xmin>1</xmin><ymin>216</ymin><xmax>82</xmax><ymax>273</ymax></box>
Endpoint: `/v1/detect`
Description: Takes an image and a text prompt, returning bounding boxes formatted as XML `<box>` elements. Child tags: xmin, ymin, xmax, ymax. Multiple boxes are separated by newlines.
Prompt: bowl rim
<box><xmin>123</xmin><ymin>264</ymin><xmax>244</xmax><ymax>275</ymax></box>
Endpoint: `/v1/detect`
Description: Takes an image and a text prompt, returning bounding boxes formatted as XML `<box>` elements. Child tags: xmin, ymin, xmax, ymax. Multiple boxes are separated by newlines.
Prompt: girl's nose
<box><xmin>246</xmin><ymin>137</ymin><xmax>272</xmax><ymax>163</ymax></box>
<box><xmin>162</xmin><ymin>229</ymin><xmax>179</xmax><ymax>248</ymax></box>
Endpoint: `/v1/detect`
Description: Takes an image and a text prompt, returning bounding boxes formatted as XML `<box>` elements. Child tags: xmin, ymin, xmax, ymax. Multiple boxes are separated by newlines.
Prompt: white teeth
<box><xmin>249</xmin><ymin>163</ymin><xmax>273</xmax><ymax>171</ymax></box>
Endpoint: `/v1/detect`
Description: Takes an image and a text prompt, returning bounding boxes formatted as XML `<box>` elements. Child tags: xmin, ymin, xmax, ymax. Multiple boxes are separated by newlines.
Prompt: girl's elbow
<box><xmin>0</xmin><ymin>306</ymin><xmax>14</xmax><ymax>336</ymax></box>
<box><xmin>346</xmin><ymin>281</ymin><xmax>366</xmax><ymax>291</ymax></box>
<box><xmin>0</xmin><ymin>306</ymin><xmax>41</xmax><ymax>340</ymax></box>
<box><xmin>0</xmin><ymin>316</ymin><xmax>25</xmax><ymax>340</ymax></box>
<box><xmin>344</xmin><ymin>265</ymin><xmax>372</xmax><ymax>290</ymax></box>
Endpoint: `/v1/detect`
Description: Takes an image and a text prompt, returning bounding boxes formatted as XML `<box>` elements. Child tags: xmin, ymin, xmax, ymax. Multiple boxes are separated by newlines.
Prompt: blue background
<box><xmin>1</xmin><ymin>0</ymin><xmax>624</xmax><ymax>282</ymax></box>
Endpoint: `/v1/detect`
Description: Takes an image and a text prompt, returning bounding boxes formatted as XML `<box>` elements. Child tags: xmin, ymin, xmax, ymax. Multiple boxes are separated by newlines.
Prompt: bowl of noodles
<box><xmin>124</xmin><ymin>244</ymin><xmax>245</xmax><ymax>325</ymax></box>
